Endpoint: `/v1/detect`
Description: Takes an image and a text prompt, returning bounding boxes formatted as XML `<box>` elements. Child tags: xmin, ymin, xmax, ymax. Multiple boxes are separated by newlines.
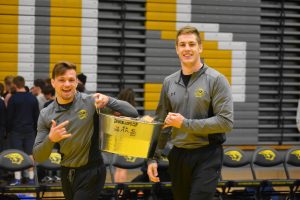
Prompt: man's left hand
<box><xmin>93</xmin><ymin>93</ymin><xmax>109</xmax><ymax>108</ymax></box>
<box><xmin>163</xmin><ymin>112</ymin><xmax>184</xmax><ymax>129</ymax></box>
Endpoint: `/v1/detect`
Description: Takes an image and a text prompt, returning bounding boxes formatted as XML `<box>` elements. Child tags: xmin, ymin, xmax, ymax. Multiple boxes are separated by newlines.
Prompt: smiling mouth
<box><xmin>62</xmin><ymin>89</ymin><xmax>72</xmax><ymax>93</ymax></box>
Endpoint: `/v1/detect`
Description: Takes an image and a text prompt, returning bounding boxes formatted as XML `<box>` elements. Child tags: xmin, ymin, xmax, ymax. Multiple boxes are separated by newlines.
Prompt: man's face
<box><xmin>31</xmin><ymin>86</ymin><xmax>39</xmax><ymax>96</ymax></box>
<box><xmin>176</xmin><ymin>33</ymin><xmax>202</xmax><ymax>67</ymax></box>
<box><xmin>51</xmin><ymin>69</ymin><xmax>78</xmax><ymax>104</ymax></box>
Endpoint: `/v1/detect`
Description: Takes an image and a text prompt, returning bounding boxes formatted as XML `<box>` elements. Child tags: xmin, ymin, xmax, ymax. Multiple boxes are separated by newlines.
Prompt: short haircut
<box><xmin>4</xmin><ymin>75</ymin><xmax>14</xmax><ymax>86</ymax></box>
<box><xmin>77</xmin><ymin>73</ymin><xmax>87</xmax><ymax>85</ymax></box>
<box><xmin>52</xmin><ymin>61</ymin><xmax>77</xmax><ymax>79</ymax></box>
<box><xmin>176</xmin><ymin>25</ymin><xmax>202</xmax><ymax>45</ymax></box>
<box><xmin>34</xmin><ymin>79</ymin><xmax>46</xmax><ymax>90</ymax></box>
<box><xmin>117</xmin><ymin>88</ymin><xmax>136</xmax><ymax>107</ymax></box>
<box><xmin>13</xmin><ymin>76</ymin><xmax>25</xmax><ymax>89</ymax></box>
<box><xmin>42</xmin><ymin>84</ymin><xmax>55</xmax><ymax>96</ymax></box>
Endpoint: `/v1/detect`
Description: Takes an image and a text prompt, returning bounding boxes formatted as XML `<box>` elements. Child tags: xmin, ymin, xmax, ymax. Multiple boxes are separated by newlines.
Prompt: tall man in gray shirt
<box><xmin>33</xmin><ymin>61</ymin><xmax>138</xmax><ymax>200</ymax></box>
<box><xmin>147</xmin><ymin>26</ymin><xmax>234</xmax><ymax>200</ymax></box>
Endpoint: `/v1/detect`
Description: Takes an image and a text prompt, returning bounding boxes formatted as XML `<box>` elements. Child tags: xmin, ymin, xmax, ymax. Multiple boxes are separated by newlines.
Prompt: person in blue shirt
<box><xmin>7</xmin><ymin>76</ymin><xmax>39</xmax><ymax>185</ymax></box>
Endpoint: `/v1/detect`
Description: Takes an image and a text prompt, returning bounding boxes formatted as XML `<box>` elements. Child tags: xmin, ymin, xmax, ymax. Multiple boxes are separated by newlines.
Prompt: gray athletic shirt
<box><xmin>155</xmin><ymin>64</ymin><xmax>234</xmax><ymax>149</ymax></box>
<box><xmin>33</xmin><ymin>92</ymin><xmax>139</xmax><ymax>167</ymax></box>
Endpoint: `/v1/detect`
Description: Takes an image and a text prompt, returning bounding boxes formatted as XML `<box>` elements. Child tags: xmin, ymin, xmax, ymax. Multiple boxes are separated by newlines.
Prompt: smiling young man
<box><xmin>33</xmin><ymin>61</ymin><xmax>139</xmax><ymax>200</ymax></box>
<box><xmin>147</xmin><ymin>26</ymin><xmax>234</xmax><ymax>200</ymax></box>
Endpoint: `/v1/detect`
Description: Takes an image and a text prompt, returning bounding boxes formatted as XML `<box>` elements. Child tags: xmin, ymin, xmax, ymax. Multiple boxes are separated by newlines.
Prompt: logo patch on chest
<box><xmin>194</xmin><ymin>87</ymin><xmax>205</xmax><ymax>98</ymax></box>
<box><xmin>78</xmin><ymin>109</ymin><xmax>88</xmax><ymax>119</ymax></box>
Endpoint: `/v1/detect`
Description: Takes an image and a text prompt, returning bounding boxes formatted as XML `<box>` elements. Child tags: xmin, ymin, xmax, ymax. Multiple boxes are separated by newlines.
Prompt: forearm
<box><xmin>33</xmin><ymin>134</ymin><xmax>55</xmax><ymax>162</ymax></box>
<box><xmin>181</xmin><ymin>115</ymin><xmax>233</xmax><ymax>135</ymax></box>
<box><xmin>107</xmin><ymin>97</ymin><xmax>139</xmax><ymax>118</ymax></box>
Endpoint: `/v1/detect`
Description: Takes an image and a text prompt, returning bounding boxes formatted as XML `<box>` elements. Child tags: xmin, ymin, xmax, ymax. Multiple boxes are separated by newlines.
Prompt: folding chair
<box><xmin>0</xmin><ymin>149</ymin><xmax>40</xmax><ymax>198</ymax></box>
<box><xmin>102</xmin><ymin>151</ymin><xmax>114</xmax><ymax>183</ymax></box>
<box><xmin>111</xmin><ymin>155</ymin><xmax>145</xmax><ymax>199</ymax></box>
<box><xmin>220</xmin><ymin>147</ymin><xmax>254</xmax><ymax>199</ymax></box>
<box><xmin>284</xmin><ymin>146</ymin><xmax>300</xmax><ymax>199</ymax></box>
<box><xmin>37</xmin><ymin>150</ymin><xmax>62</xmax><ymax>199</ymax></box>
<box><xmin>251</xmin><ymin>146</ymin><xmax>288</xmax><ymax>199</ymax></box>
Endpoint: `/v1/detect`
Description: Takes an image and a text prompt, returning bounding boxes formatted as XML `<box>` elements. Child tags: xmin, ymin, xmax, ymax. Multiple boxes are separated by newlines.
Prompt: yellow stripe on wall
<box><xmin>0</xmin><ymin>0</ymin><xmax>18</xmax><ymax>5</ymax></box>
<box><xmin>49</xmin><ymin>0</ymin><xmax>82</xmax><ymax>75</ymax></box>
<box><xmin>146</xmin><ymin>3</ymin><xmax>176</xmax><ymax>12</ymax></box>
<box><xmin>51</xmin><ymin>7</ymin><xmax>82</xmax><ymax>17</ymax></box>
<box><xmin>146</xmin><ymin>21</ymin><xmax>176</xmax><ymax>31</ymax></box>
<box><xmin>0</xmin><ymin>25</ymin><xmax>18</xmax><ymax>34</ymax></box>
<box><xmin>0</xmin><ymin>5</ymin><xmax>18</xmax><ymax>14</ymax></box>
<box><xmin>50</xmin><ymin>36</ymin><xmax>81</xmax><ymax>45</ymax></box>
<box><xmin>0</xmin><ymin>15</ymin><xmax>18</xmax><ymax>25</ymax></box>
<box><xmin>51</xmin><ymin>27</ymin><xmax>83</xmax><ymax>36</ymax></box>
<box><xmin>0</xmin><ymin>4</ymin><xmax>18</xmax><ymax>80</ymax></box>
<box><xmin>202</xmin><ymin>50</ymin><xmax>231</xmax><ymax>59</ymax></box>
<box><xmin>147</xmin><ymin>0</ymin><xmax>177</xmax><ymax>3</ymax></box>
<box><xmin>146</xmin><ymin>12</ymin><xmax>177</xmax><ymax>21</ymax></box>
<box><xmin>144</xmin><ymin>83</ymin><xmax>162</xmax><ymax>110</ymax></box>
<box><xmin>0</xmin><ymin>33</ymin><xmax>18</xmax><ymax>43</ymax></box>
<box><xmin>144</xmin><ymin>83</ymin><xmax>162</xmax><ymax>92</ymax></box>
<box><xmin>144</xmin><ymin>101</ymin><xmax>159</xmax><ymax>110</ymax></box>
<box><xmin>0</xmin><ymin>43</ymin><xmax>20</xmax><ymax>52</ymax></box>
<box><xmin>50</xmin><ymin>45</ymin><xmax>81</xmax><ymax>54</ymax></box>
<box><xmin>51</xmin><ymin>0</ymin><xmax>82</xmax><ymax>8</ymax></box>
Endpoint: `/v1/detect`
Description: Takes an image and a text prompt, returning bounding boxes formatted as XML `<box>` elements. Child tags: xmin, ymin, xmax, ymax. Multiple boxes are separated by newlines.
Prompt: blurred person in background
<box><xmin>0</xmin><ymin>96</ymin><xmax>6</xmax><ymax>151</ymax></box>
<box><xmin>0</xmin><ymin>96</ymin><xmax>6</xmax><ymax>183</ymax></box>
<box><xmin>31</xmin><ymin>78</ymin><xmax>47</xmax><ymax>110</ymax></box>
<box><xmin>0</xmin><ymin>82</ymin><xmax>4</xmax><ymax>98</ymax></box>
<box><xmin>43</xmin><ymin>84</ymin><xmax>55</xmax><ymax>108</ymax></box>
<box><xmin>77</xmin><ymin>73</ymin><xmax>87</xmax><ymax>93</ymax></box>
<box><xmin>7</xmin><ymin>76</ymin><xmax>39</xmax><ymax>185</ymax></box>
<box><xmin>3</xmin><ymin>75</ymin><xmax>15</xmax><ymax>106</ymax></box>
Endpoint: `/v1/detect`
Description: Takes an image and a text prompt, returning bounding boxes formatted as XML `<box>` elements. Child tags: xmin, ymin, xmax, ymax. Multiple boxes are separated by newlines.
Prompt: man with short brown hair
<box><xmin>33</xmin><ymin>61</ymin><xmax>139</xmax><ymax>200</ymax></box>
<box><xmin>7</xmin><ymin>76</ymin><xmax>39</xmax><ymax>185</ymax></box>
<box><xmin>147</xmin><ymin>26</ymin><xmax>234</xmax><ymax>200</ymax></box>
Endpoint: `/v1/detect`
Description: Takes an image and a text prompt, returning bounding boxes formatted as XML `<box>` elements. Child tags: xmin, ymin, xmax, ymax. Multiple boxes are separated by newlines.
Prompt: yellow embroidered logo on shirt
<box><xmin>194</xmin><ymin>88</ymin><xmax>205</xmax><ymax>98</ymax></box>
<box><xmin>78</xmin><ymin>109</ymin><xmax>87</xmax><ymax>119</ymax></box>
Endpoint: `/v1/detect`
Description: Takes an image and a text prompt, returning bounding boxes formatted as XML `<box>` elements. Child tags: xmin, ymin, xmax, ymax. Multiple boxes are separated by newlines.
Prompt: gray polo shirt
<box><xmin>33</xmin><ymin>92</ymin><xmax>138</xmax><ymax>167</ymax></box>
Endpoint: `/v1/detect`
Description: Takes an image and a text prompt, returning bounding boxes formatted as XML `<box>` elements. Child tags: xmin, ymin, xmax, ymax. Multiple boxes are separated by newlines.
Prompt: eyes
<box><xmin>178</xmin><ymin>42</ymin><xmax>197</xmax><ymax>48</ymax></box>
<box><xmin>57</xmin><ymin>78</ymin><xmax>77</xmax><ymax>84</ymax></box>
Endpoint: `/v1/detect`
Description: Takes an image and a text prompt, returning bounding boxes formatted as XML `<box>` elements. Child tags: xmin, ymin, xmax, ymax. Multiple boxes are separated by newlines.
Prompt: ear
<box><xmin>175</xmin><ymin>44</ymin><xmax>179</xmax><ymax>55</ymax></box>
<box><xmin>51</xmin><ymin>78</ymin><xmax>55</xmax><ymax>88</ymax></box>
<box><xmin>198</xmin><ymin>43</ymin><xmax>203</xmax><ymax>53</ymax></box>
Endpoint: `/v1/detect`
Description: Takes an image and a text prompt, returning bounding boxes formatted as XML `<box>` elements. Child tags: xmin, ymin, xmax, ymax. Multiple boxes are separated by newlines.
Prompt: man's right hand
<box><xmin>147</xmin><ymin>162</ymin><xmax>160</xmax><ymax>182</ymax></box>
<box><xmin>48</xmin><ymin>120</ymin><xmax>72</xmax><ymax>142</ymax></box>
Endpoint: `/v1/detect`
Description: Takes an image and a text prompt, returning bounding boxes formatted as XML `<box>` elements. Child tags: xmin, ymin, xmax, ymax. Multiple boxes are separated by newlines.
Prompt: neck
<box><xmin>56</xmin><ymin>95</ymin><xmax>75</xmax><ymax>105</ymax></box>
<box><xmin>16</xmin><ymin>88</ymin><xmax>26</xmax><ymax>92</ymax></box>
<box><xmin>181</xmin><ymin>61</ymin><xmax>203</xmax><ymax>75</ymax></box>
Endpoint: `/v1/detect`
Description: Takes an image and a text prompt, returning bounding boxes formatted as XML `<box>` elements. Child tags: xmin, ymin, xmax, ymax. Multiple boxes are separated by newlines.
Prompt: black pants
<box><xmin>168</xmin><ymin>144</ymin><xmax>223</xmax><ymax>200</ymax></box>
<box><xmin>61</xmin><ymin>163</ymin><xmax>106</xmax><ymax>200</ymax></box>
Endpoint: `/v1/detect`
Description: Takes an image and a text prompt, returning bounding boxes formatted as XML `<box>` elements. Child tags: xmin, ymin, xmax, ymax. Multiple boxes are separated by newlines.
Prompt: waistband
<box><xmin>61</xmin><ymin>159</ymin><xmax>103</xmax><ymax>172</ymax></box>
